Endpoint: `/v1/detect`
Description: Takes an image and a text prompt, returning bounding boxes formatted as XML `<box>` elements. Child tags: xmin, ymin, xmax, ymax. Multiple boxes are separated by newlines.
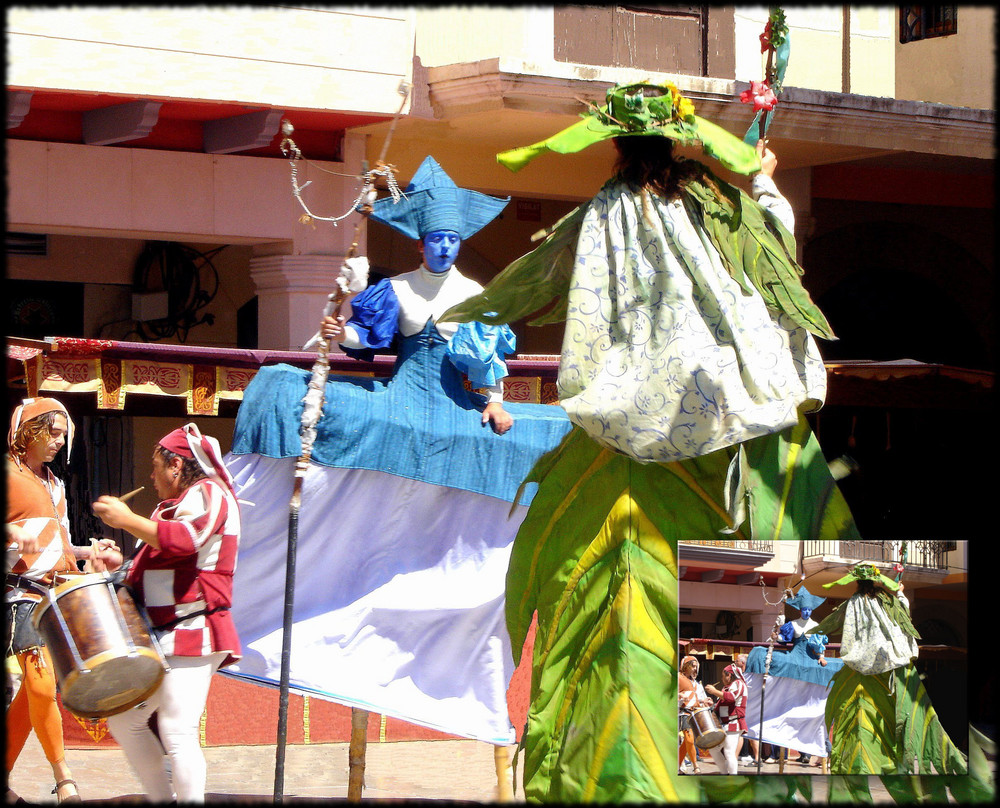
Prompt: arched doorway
<box><xmin>804</xmin><ymin>221</ymin><xmax>992</xmax><ymax>370</ymax></box>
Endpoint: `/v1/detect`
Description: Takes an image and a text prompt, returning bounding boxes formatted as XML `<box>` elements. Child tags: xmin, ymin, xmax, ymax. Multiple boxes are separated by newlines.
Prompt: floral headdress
<box><xmin>823</xmin><ymin>561</ymin><xmax>900</xmax><ymax>592</ymax></box>
<box><xmin>497</xmin><ymin>82</ymin><xmax>761</xmax><ymax>176</ymax></box>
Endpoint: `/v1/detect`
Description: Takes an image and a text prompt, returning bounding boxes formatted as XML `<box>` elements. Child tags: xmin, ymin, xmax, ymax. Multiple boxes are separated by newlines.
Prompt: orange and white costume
<box><xmin>5</xmin><ymin>398</ymin><xmax>77</xmax><ymax>782</ymax></box>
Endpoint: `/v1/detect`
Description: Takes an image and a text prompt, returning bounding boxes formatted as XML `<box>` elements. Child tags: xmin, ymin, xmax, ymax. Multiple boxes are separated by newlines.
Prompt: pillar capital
<box><xmin>248</xmin><ymin>253</ymin><xmax>354</xmax><ymax>351</ymax></box>
<box><xmin>249</xmin><ymin>253</ymin><xmax>346</xmax><ymax>293</ymax></box>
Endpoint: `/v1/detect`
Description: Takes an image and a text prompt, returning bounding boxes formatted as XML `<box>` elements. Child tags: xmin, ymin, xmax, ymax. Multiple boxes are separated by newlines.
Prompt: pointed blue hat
<box><xmin>785</xmin><ymin>586</ymin><xmax>825</xmax><ymax>614</ymax></box>
<box><xmin>369</xmin><ymin>156</ymin><xmax>509</xmax><ymax>240</ymax></box>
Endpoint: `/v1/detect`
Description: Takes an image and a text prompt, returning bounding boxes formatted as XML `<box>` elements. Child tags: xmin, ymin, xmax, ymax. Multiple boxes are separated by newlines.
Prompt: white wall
<box><xmin>734</xmin><ymin>6</ymin><xmax>894</xmax><ymax>98</ymax></box>
<box><xmin>6</xmin><ymin>6</ymin><xmax>414</xmax><ymax>114</ymax></box>
<box><xmin>414</xmin><ymin>7</ymin><xmax>554</xmax><ymax>67</ymax></box>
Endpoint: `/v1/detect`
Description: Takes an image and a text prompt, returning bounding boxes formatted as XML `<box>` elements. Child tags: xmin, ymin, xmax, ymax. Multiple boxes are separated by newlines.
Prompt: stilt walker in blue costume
<box><xmin>744</xmin><ymin>585</ymin><xmax>843</xmax><ymax>769</ymax></box>
<box><xmin>223</xmin><ymin>156</ymin><xmax>571</xmax><ymax>747</ymax></box>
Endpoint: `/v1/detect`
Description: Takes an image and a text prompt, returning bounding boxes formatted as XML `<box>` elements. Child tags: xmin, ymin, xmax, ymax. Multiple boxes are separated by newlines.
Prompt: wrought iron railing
<box><xmin>679</xmin><ymin>540</ymin><xmax>773</xmax><ymax>553</ymax></box>
<box><xmin>802</xmin><ymin>540</ymin><xmax>951</xmax><ymax>571</ymax></box>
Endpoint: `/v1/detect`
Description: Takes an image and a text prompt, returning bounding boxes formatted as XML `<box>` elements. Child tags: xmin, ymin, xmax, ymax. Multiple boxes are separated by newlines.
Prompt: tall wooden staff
<box><xmin>755</xmin><ymin>613</ymin><xmax>784</xmax><ymax>774</ymax></box>
<box><xmin>755</xmin><ymin>577</ymin><xmax>794</xmax><ymax>774</ymax></box>
<box><xmin>272</xmin><ymin>83</ymin><xmax>409</xmax><ymax>804</ymax></box>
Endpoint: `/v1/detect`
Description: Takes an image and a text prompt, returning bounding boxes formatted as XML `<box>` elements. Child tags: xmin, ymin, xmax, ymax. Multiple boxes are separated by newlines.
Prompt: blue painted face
<box><xmin>799</xmin><ymin>607</ymin><xmax>812</xmax><ymax>620</ymax></box>
<box><xmin>422</xmin><ymin>230</ymin><xmax>461</xmax><ymax>273</ymax></box>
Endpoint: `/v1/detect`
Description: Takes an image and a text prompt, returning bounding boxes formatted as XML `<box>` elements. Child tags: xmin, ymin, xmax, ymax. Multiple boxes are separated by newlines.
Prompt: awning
<box><xmin>679</xmin><ymin>638</ymin><xmax>964</xmax><ymax>662</ymax></box>
<box><xmin>7</xmin><ymin>337</ymin><xmax>992</xmax><ymax>416</ymax></box>
<box><xmin>6</xmin><ymin>336</ymin><xmax>562</xmax><ymax>416</ymax></box>
<box><xmin>825</xmin><ymin>359</ymin><xmax>993</xmax><ymax>409</ymax></box>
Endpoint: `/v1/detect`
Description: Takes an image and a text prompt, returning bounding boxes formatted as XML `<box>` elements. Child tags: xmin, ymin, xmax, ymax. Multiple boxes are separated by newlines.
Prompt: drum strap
<box><xmin>153</xmin><ymin>605</ymin><xmax>230</xmax><ymax>634</ymax></box>
<box><xmin>5</xmin><ymin>573</ymin><xmax>49</xmax><ymax>598</ymax></box>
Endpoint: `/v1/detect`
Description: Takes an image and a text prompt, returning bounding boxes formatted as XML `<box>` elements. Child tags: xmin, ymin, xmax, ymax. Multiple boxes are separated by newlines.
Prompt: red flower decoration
<box><xmin>760</xmin><ymin>21</ymin><xmax>773</xmax><ymax>53</ymax></box>
<box><xmin>892</xmin><ymin>562</ymin><xmax>905</xmax><ymax>576</ymax></box>
<box><xmin>740</xmin><ymin>80</ymin><xmax>777</xmax><ymax>112</ymax></box>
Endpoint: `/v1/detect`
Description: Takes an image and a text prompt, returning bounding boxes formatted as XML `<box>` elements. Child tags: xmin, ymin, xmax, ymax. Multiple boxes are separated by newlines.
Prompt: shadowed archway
<box><xmin>804</xmin><ymin>221</ymin><xmax>992</xmax><ymax>370</ymax></box>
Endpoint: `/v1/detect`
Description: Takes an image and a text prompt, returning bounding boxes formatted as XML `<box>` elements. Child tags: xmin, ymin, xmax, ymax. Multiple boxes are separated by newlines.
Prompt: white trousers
<box><xmin>107</xmin><ymin>652</ymin><xmax>225</xmax><ymax>803</ymax></box>
<box><xmin>708</xmin><ymin>731</ymin><xmax>743</xmax><ymax>775</ymax></box>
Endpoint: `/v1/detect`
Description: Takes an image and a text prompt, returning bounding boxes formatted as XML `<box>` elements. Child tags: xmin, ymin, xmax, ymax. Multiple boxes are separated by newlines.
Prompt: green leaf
<box><xmin>694</xmin><ymin>115</ymin><xmax>763</xmax><ymax>175</ymax></box>
<box><xmin>826</xmin><ymin>668</ymin><xmax>900</xmax><ymax>775</ymax></box>
<box><xmin>743</xmin><ymin>414</ymin><xmax>863</xmax><ymax>543</ymax></box>
<box><xmin>441</xmin><ymin>203</ymin><xmax>586</xmax><ymax>328</ymax></box>
<box><xmin>508</xmin><ymin>427</ymin><xmax>738</xmax><ymax>801</ymax></box>
<box><xmin>497</xmin><ymin>118</ymin><xmax>619</xmax><ymax>173</ymax></box>
<box><xmin>684</xmin><ymin>169</ymin><xmax>836</xmax><ymax>340</ymax></box>
<box><xmin>827</xmin><ymin>775</ymin><xmax>875</xmax><ymax>803</ymax></box>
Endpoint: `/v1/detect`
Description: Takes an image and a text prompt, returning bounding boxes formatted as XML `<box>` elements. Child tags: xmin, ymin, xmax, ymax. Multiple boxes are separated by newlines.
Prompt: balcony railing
<box><xmin>803</xmin><ymin>540</ymin><xmax>950</xmax><ymax>571</ymax></box>
<box><xmin>679</xmin><ymin>540</ymin><xmax>774</xmax><ymax>553</ymax></box>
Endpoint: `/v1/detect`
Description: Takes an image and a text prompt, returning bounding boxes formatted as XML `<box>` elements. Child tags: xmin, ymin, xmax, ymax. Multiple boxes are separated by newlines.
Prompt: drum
<box><xmin>690</xmin><ymin>705</ymin><xmax>725</xmax><ymax>749</ymax></box>
<box><xmin>32</xmin><ymin>573</ymin><xmax>167</xmax><ymax>718</ymax></box>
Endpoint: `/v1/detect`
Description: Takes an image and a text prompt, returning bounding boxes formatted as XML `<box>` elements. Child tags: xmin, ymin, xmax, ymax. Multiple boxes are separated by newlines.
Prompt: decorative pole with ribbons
<box><xmin>741</xmin><ymin>6</ymin><xmax>790</xmax><ymax>145</ymax></box>
<box><xmin>271</xmin><ymin>81</ymin><xmax>410</xmax><ymax>804</ymax></box>
<box><xmin>756</xmin><ymin>578</ymin><xmax>792</xmax><ymax>774</ymax></box>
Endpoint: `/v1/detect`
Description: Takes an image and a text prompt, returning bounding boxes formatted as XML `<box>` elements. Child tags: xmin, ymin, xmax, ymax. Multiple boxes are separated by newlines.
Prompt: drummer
<box><xmin>92</xmin><ymin>423</ymin><xmax>241</xmax><ymax>804</ymax></box>
<box><xmin>6</xmin><ymin>397</ymin><xmax>118</xmax><ymax>804</ymax></box>
<box><xmin>704</xmin><ymin>663</ymin><xmax>748</xmax><ymax>774</ymax></box>
<box><xmin>678</xmin><ymin>655</ymin><xmax>712</xmax><ymax>773</ymax></box>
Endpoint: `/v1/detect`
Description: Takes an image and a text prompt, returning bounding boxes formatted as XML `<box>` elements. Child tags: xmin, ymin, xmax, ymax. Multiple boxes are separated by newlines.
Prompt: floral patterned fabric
<box><xmin>838</xmin><ymin>592</ymin><xmax>919</xmax><ymax>676</ymax></box>
<box><xmin>556</xmin><ymin>178</ymin><xmax>827</xmax><ymax>463</ymax></box>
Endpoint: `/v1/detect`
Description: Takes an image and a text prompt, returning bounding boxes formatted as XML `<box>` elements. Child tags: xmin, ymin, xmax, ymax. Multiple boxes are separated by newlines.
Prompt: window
<box><xmin>899</xmin><ymin>6</ymin><xmax>957</xmax><ymax>43</ymax></box>
<box><xmin>554</xmin><ymin>5</ymin><xmax>715</xmax><ymax>76</ymax></box>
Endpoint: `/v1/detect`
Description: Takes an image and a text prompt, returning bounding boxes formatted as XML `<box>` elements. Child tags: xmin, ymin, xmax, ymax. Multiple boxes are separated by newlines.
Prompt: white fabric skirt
<box><xmin>223</xmin><ymin>452</ymin><xmax>523</xmax><ymax>745</ymax></box>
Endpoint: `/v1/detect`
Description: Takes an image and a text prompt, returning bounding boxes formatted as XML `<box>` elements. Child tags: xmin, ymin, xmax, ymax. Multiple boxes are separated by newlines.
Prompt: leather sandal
<box><xmin>52</xmin><ymin>779</ymin><xmax>82</xmax><ymax>804</ymax></box>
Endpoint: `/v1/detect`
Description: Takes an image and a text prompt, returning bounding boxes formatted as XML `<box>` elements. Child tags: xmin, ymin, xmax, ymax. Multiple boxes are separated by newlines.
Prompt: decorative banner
<box><xmin>459</xmin><ymin>375</ymin><xmax>556</xmax><ymax>405</ymax></box>
<box><xmin>27</xmin><ymin>353</ymin><xmax>555</xmax><ymax>413</ymax></box>
<box><xmin>502</xmin><ymin>376</ymin><xmax>540</xmax><ymax>403</ymax></box>
<box><xmin>70</xmin><ymin>713</ymin><xmax>111</xmax><ymax>744</ymax></box>
<box><xmin>29</xmin><ymin>354</ymin><xmax>265</xmax><ymax>415</ymax></box>
<box><xmin>100</xmin><ymin>359</ymin><xmax>124</xmax><ymax>409</ymax></box>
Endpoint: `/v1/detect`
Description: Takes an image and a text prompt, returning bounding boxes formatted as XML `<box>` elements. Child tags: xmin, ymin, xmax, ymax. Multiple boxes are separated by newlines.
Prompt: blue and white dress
<box><xmin>223</xmin><ymin>265</ymin><xmax>571</xmax><ymax>744</ymax></box>
<box><xmin>744</xmin><ymin>617</ymin><xmax>844</xmax><ymax>757</ymax></box>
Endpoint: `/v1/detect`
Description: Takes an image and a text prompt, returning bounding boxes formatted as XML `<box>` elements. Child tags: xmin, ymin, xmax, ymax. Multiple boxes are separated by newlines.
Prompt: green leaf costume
<box><xmin>508</xmin><ymin>419</ymin><xmax>870</xmax><ymax>800</ymax></box>
<box><xmin>448</xmin><ymin>80</ymin><xmax>989</xmax><ymax>802</ymax></box>
<box><xmin>808</xmin><ymin>567</ymin><xmax>969</xmax><ymax>777</ymax></box>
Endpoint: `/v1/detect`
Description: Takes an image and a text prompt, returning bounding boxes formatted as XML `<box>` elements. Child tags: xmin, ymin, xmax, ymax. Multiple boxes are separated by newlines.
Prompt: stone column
<box><xmin>750</xmin><ymin>607</ymin><xmax>784</xmax><ymax>643</ymax></box>
<box><xmin>249</xmin><ymin>253</ymin><xmax>353</xmax><ymax>351</ymax></box>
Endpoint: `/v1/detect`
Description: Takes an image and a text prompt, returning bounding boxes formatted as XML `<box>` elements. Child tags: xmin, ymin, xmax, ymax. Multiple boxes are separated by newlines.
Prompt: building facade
<box><xmin>678</xmin><ymin>538</ymin><xmax>970</xmax><ymax>750</ymax></box>
<box><xmin>6</xmin><ymin>4</ymin><xmax>990</xmax><ymax>640</ymax></box>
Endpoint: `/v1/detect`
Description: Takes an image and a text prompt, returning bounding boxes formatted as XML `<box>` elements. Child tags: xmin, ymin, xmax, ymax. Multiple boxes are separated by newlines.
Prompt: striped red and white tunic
<box><xmin>127</xmin><ymin>476</ymin><xmax>241</xmax><ymax>667</ymax></box>
<box><xmin>715</xmin><ymin>675</ymin><xmax>748</xmax><ymax>733</ymax></box>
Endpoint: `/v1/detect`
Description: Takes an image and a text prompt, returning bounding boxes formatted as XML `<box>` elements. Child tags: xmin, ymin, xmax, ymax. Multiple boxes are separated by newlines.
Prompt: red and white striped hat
<box><xmin>158</xmin><ymin>423</ymin><xmax>235</xmax><ymax>496</ymax></box>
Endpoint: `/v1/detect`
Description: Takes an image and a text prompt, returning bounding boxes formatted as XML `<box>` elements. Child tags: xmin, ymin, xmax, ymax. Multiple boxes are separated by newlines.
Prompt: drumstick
<box><xmin>71</xmin><ymin>489</ymin><xmax>142</xmax><ymax>560</ymax></box>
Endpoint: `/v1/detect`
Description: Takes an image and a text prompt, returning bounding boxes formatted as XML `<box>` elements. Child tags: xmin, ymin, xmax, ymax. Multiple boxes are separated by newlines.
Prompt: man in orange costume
<box><xmin>5</xmin><ymin>397</ymin><xmax>117</xmax><ymax>804</ymax></box>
